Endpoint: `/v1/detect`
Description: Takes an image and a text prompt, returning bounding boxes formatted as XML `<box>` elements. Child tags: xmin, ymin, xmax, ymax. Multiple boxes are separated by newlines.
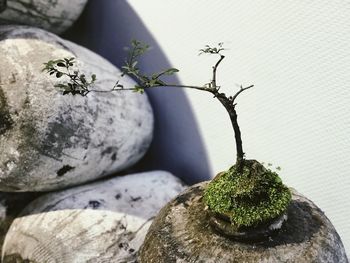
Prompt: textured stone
<box><xmin>0</xmin><ymin>26</ymin><xmax>154</xmax><ymax>192</ymax></box>
<box><xmin>139</xmin><ymin>182</ymin><xmax>349</xmax><ymax>263</ymax></box>
<box><xmin>0</xmin><ymin>192</ymin><xmax>39</xmax><ymax>256</ymax></box>
<box><xmin>0</xmin><ymin>0</ymin><xmax>6</xmax><ymax>13</ymax></box>
<box><xmin>0</xmin><ymin>0</ymin><xmax>87</xmax><ymax>34</ymax></box>
<box><xmin>2</xmin><ymin>171</ymin><xmax>186</xmax><ymax>263</ymax></box>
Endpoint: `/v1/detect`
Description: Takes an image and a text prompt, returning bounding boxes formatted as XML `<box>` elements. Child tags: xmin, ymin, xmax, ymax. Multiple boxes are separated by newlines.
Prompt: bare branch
<box><xmin>43</xmin><ymin>41</ymin><xmax>254</xmax><ymax>167</ymax></box>
<box><xmin>88</xmin><ymin>84</ymin><xmax>210</xmax><ymax>94</ymax></box>
<box><xmin>212</xmin><ymin>55</ymin><xmax>225</xmax><ymax>88</ymax></box>
<box><xmin>231</xmin><ymin>85</ymin><xmax>254</xmax><ymax>103</ymax></box>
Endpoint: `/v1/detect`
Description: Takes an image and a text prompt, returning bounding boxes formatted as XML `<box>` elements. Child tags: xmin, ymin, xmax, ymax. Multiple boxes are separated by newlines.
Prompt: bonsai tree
<box><xmin>43</xmin><ymin>40</ymin><xmax>292</xmax><ymax>238</ymax></box>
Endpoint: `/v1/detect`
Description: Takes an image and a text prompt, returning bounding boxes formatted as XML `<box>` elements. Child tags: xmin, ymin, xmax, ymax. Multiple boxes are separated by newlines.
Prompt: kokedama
<box><xmin>43</xmin><ymin>40</ymin><xmax>292</xmax><ymax>237</ymax></box>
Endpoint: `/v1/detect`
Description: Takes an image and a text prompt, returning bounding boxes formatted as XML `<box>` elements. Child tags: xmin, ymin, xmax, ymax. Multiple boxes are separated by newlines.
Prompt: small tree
<box><xmin>43</xmin><ymin>41</ymin><xmax>291</xmax><ymax>235</ymax></box>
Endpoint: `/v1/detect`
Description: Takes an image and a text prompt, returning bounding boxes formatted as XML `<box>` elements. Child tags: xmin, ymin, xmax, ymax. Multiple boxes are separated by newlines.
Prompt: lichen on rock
<box><xmin>0</xmin><ymin>26</ymin><xmax>154</xmax><ymax>192</ymax></box>
<box><xmin>2</xmin><ymin>171</ymin><xmax>186</xmax><ymax>263</ymax></box>
<box><xmin>0</xmin><ymin>192</ymin><xmax>40</xmax><ymax>256</ymax></box>
<box><xmin>0</xmin><ymin>0</ymin><xmax>88</xmax><ymax>34</ymax></box>
<box><xmin>139</xmin><ymin>183</ymin><xmax>348</xmax><ymax>263</ymax></box>
<box><xmin>0</xmin><ymin>88</ymin><xmax>13</xmax><ymax>135</ymax></box>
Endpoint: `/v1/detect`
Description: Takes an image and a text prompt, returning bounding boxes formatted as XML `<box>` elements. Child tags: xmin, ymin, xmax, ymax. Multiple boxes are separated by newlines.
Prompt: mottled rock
<box><xmin>0</xmin><ymin>192</ymin><xmax>39</xmax><ymax>256</ymax></box>
<box><xmin>139</xmin><ymin>182</ymin><xmax>348</xmax><ymax>263</ymax></box>
<box><xmin>2</xmin><ymin>171</ymin><xmax>186</xmax><ymax>263</ymax></box>
<box><xmin>0</xmin><ymin>26</ymin><xmax>154</xmax><ymax>192</ymax></box>
<box><xmin>0</xmin><ymin>0</ymin><xmax>6</xmax><ymax>13</ymax></box>
<box><xmin>0</xmin><ymin>0</ymin><xmax>87</xmax><ymax>34</ymax></box>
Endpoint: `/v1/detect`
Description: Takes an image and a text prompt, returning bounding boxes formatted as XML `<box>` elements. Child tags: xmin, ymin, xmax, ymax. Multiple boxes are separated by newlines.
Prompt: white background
<box><xmin>69</xmin><ymin>0</ymin><xmax>350</xmax><ymax>254</ymax></box>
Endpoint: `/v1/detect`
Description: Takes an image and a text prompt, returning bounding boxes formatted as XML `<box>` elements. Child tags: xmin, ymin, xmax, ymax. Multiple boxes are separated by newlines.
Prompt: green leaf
<box><xmin>149</xmin><ymin>79</ymin><xmax>157</xmax><ymax>86</ymax></box>
<box><xmin>79</xmin><ymin>74</ymin><xmax>87</xmax><ymax>84</ymax></box>
<box><xmin>155</xmin><ymin>79</ymin><xmax>166</xmax><ymax>86</ymax></box>
<box><xmin>131</xmin><ymin>39</ymin><xmax>139</xmax><ymax>47</ymax></box>
<box><xmin>56</xmin><ymin>72</ymin><xmax>63</xmax><ymax>78</ymax></box>
<box><xmin>133</xmin><ymin>85</ymin><xmax>144</xmax><ymax>94</ymax></box>
<box><xmin>54</xmin><ymin>84</ymin><xmax>68</xmax><ymax>88</ymax></box>
<box><xmin>163</xmin><ymin>68</ymin><xmax>179</xmax><ymax>75</ymax></box>
<box><xmin>152</xmin><ymin>68</ymin><xmax>179</xmax><ymax>80</ymax></box>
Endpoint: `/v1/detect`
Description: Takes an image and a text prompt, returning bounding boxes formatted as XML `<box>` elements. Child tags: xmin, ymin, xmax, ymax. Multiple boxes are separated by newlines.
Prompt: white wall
<box><xmin>126</xmin><ymin>0</ymin><xmax>350</xmax><ymax>253</ymax></box>
<box><xmin>66</xmin><ymin>0</ymin><xmax>350</xmax><ymax>254</ymax></box>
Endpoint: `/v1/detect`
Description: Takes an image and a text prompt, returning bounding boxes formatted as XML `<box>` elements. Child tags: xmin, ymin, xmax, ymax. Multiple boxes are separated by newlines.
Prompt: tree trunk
<box><xmin>216</xmin><ymin>96</ymin><xmax>245</xmax><ymax>168</ymax></box>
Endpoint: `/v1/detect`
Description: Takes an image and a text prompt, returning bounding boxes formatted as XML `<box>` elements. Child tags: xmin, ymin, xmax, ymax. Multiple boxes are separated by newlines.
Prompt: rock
<box><xmin>0</xmin><ymin>192</ymin><xmax>40</xmax><ymax>256</ymax></box>
<box><xmin>2</xmin><ymin>171</ymin><xmax>186</xmax><ymax>263</ymax></box>
<box><xmin>139</xmin><ymin>182</ymin><xmax>349</xmax><ymax>263</ymax></box>
<box><xmin>0</xmin><ymin>0</ymin><xmax>6</xmax><ymax>13</ymax></box>
<box><xmin>0</xmin><ymin>26</ymin><xmax>154</xmax><ymax>192</ymax></box>
<box><xmin>0</xmin><ymin>0</ymin><xmax>87</xmax><ymax>34</ymax></box>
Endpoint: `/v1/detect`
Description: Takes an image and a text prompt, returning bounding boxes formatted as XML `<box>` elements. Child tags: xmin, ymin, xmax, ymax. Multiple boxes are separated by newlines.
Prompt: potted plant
<box><xmin>43</xmin><ymin>41</ymin><xmax>348</xmax><ymax>262</ymax></box>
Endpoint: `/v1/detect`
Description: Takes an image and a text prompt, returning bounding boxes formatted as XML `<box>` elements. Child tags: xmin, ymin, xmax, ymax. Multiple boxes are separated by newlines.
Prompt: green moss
<box><xmin>204</xmin><ymin>160</ymin><xmax>292</xmax><ymax>229</ymax></box>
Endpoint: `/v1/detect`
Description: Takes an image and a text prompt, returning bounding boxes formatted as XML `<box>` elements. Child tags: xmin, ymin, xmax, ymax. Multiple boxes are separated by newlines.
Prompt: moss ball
<box><xmin>204</xmin><ymin>160</ymin><xmax>291</xmax><ymax>229</ymax></box>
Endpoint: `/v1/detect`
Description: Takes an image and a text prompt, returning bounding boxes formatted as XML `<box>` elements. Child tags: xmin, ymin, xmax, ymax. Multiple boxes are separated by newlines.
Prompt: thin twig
<box><xmin>231</xmin><ymin>85</ymin><xmax>254</xmax><ymax>103</ymax></box>
<box><xmin>212</xmin><ymin>55</ymin><xmax>225</xmax><ymax>87</ymax></box>
<box><xmin>88</xmin><ymin>84</ymin><xmax>210</xmax><ymax>94</ymax></box>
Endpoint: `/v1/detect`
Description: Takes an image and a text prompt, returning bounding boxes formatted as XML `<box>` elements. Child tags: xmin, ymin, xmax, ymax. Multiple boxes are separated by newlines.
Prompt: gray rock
<box><xmin>0</xmin><ymin>0</ymin><xmax>6</xmax><ymax>13</ymax></box>
<box><xmin>0</xmin><ymin>192</ymin><xmax>39</xmax><ymax>256</ymax></box>
<box><xmin>139</xmin><ymin>182</ymin><xmax>349</xmax><ymax>263</ymax></box>
<box><xmin>2</xmin><ymin>171</ymin><xmax>186</xmax><ymax>263</ymax></box>
<box><xmin>0</xmin><ymin>26</ymin><xmax>154</xmax><ymax>192</ymax></box>
<box><xmin>0</xmin><ymin>0</ymin><xmax>87</xmax><ymax>34</ymax></box>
